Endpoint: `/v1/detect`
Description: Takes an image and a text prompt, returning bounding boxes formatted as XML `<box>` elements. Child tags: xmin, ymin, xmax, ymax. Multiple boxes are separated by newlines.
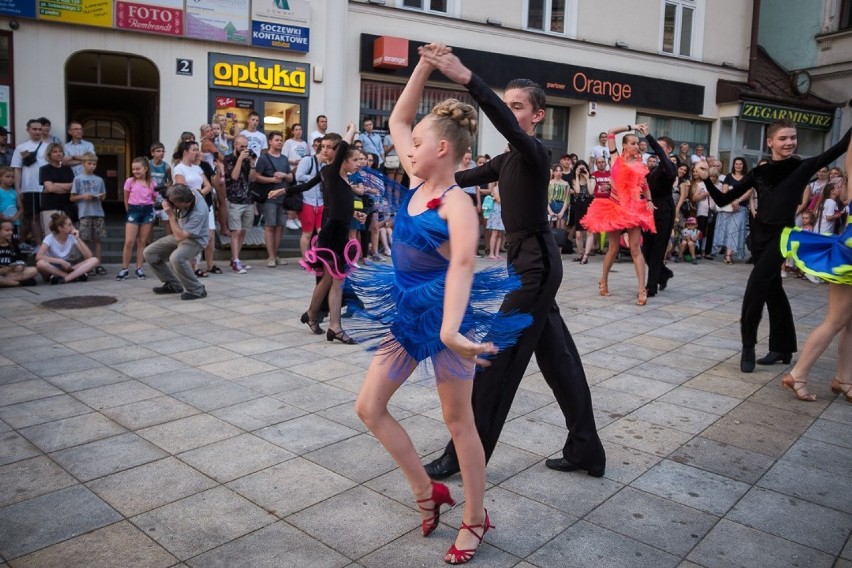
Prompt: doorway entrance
<box><xmin>65</xmin><ymin>51</ymin><xmax>159</xmax><ymax>215</ymax></box>
<box><xmin>210</xmin><ymin>92</ymin><xmax>305</xmax><ymax>149</ymax></box>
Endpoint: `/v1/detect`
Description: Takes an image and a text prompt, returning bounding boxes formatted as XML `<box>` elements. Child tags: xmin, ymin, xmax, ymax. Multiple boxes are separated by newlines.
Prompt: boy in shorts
<box><xmin>69</xmin><ymin>152</ymin><xmax>107</xmax><ymax>274</ymax></box>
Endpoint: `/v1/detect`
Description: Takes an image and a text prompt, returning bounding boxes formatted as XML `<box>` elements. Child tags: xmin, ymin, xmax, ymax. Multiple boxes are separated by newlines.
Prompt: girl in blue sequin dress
<box><xmin>354</xmin><ymin>47</ymin><xmax>530</xmax><ymax>565</ymax></box>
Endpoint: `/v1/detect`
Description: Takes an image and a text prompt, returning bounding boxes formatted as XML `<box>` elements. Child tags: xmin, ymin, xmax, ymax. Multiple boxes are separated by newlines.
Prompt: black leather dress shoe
<box><xmin>756</xmin><ymin>351</ymin><xmax>793</xmax><ymax>365</ymax></box>
<box><xmin>545</xmin><ymin>458</ymin><xmax>605</xmax><ymax>478</ymax></box>
<box><xmin>740</xmin><ymin>346</ymin><xmax>756</xmax><ymax>373</ymax></box>
<box><xmin>659</xmin><ymin>269</ymin><xmax>673</xmax><ymax>291</ymax></box>
<box><xmin>424</xmin><ymin>453</ymin><xmax>460</xmax><ymax>479</ymax></box>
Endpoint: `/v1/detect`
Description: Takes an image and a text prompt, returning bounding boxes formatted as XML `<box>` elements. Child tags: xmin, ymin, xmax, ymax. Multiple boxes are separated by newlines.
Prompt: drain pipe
<box><xmin>748</xmin><ymin>0</ymin><xmax>761</xmax><ymax>88</ymax></box>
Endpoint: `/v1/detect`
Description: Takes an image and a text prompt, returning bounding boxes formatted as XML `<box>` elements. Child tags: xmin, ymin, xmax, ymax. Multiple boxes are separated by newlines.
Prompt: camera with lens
<box><xmin>247</xmin><ymin>149</ymin><xmax>257</xmax><ymax>159</ymax></box>
<box><xmin>152</xmin><ymin>183</ymin><xmax>171</xmax><ymax>211</ymax></box>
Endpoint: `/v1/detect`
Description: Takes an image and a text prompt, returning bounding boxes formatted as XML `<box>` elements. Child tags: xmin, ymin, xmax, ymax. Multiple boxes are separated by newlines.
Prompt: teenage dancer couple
<box><xmin>352</xmin><ymin>44</ymin><xmax>605</xmax><ymax>564</ymax></box>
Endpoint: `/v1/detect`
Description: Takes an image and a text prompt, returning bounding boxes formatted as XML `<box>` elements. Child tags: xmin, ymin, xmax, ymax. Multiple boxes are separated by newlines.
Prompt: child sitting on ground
<box><xmin>677</xmin><ymin>216</ymin><xmax>702</xmax><ymax>264</ymax></box>
<box><xmin>0</xmin><ymin>220</ymin><xmax>37</xmax><ymax>286</ymax></box>
<box><xmin>35</xmin><ymin>212</ymin><xmax>100</xmax><ymax>284</ymax></box>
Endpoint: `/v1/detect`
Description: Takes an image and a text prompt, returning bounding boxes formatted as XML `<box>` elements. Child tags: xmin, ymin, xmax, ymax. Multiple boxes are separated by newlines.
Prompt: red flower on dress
<box><xmin>426</xmin><ymin>198</ymin><xmax>443</xmax><ymax>210</ymax></box>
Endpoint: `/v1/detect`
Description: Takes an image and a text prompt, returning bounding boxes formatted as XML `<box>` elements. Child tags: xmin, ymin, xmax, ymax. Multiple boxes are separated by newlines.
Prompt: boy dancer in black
<box><xmin>700</xmin><ymin>120</ymin><xmax>850</xmax><ymax>372</ymax></box>
<box><xmin>638</xmin><ymin>125</ymin><xmax>678</xmax><ymax>296</ymax></box>
<box><xmin>421</xmin><ymin>46</ymin><xmax>606</xmax><ymax>478</ymax></box>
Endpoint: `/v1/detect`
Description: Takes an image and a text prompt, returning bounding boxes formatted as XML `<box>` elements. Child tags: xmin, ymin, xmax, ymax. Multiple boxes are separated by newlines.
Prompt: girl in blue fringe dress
<box><xmin>354</xmin><ymin>46</ymin><xmax>531</xmax><ymax>565</ymax></box>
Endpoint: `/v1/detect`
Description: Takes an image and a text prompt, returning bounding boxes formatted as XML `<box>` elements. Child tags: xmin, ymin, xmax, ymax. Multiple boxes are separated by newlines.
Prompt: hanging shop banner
<box><xmin>37</xmin><ymin>0</ymin><xmax>112</xmax><ymax>27</ymax></box>
<box><xmin>115</xmin><ymin>0</ymin><xmax>183</xmax><ymax>36</ymax></box>
<box><xmin>740</xmin><ymin>100</ymin><xmax>833</xmax><ymax>131</ymax></box>
<box><xmin>0</xmin><ymin>0</ymin><xmax>36</xmax><ymax>18</ymax></box>
<box><xmin>187</xmin><ymin>0</ymin><xmax>249</xmax><ymax>44</ymax></box>
<box><xmin>209</xmin><ymin>52</ymin><xmax>310</xmax><ymax>97</ymax></box>
<box><xmin>250</xmin><ymin>0</ymin><xmax>310</xmax><ymax>52</ymax></box>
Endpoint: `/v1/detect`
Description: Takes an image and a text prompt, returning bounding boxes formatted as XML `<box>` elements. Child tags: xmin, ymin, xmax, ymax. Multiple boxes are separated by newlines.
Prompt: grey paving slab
<box><xmin>255</xmin><ymin>414</ymin><xmax>360</xmax><ymax>455</ymax></box>
<box><xmin>0</xmin><ymin>456</ymin><xmax>77</xmax><ymax>507</ymax></box>
<box><xmin>802</xmin><ymin>417</ymin><xmax>852</xmax><ymax>449</ymax></box>
<box><xmin>358</xmin><ymin>529</ymin><xmax>519</xmax><ymax>568</ymax></box>
<box><xmin>0</xmin><ymin>431</ymin><xmax>41</xmax><ymax>466</ymax></box>
<box><xmin>726</xmin><ymin>487</ymin><xmax>852</xmax><ymax>555</ymax></box>
<box><xmin>227</xmin><ymin>457</ymin><xmax>356</xmax><ymax>517</ymax></box>
<box><xmin>599</xmin><ymin>417</ymin><xmax>695</xmax><ymax>458</ymax></box>
<box><xmin>87</xmin><ymin>457</ymin><xmax>218</xmax><ymax>517</ymax></box>
<box><xmin>657</xmin><ymin>386</ymin><xmax>743</xmax><ymax>415</ymax></box>
<box><xmin>275</xmin><ymin>382</ymin><xmax>358</xmax><ymax>413</ymax></box>
<box><xmin>526</xmin><ymin>519</ymin><xmax>680</xmax><ymax>568</ymax></box>
<box><xmin>177</xmin><ymin>433</ymin><xmax>295</xmax><ymax>483</ymax></box>
<box><xmin>71</xmin><ymin>380</ymin><xmax>163</xmax><ymax>410</ymax></box>
<box><xmin>683</xmin><ymin>373</ymin><xmax>763</xmax><ymax>399</ymax></box>
<box><xmin>0</xmin><ymin>365</ymin><xmax>39</xmax><ymax>386</ymax></box>
<box><xmin>782</xmin><ymin>437</ymin><xmax>852</xmax><ymax>476</ymax></box>
<box><xmin>482</xmin><ymin>442</ymin><xmax>545</xmax><ymax>486</ymax></box>
<box><xmin>628</xmin><ymin>400</ymin><xmax>721</xmax><ymax>435</ymax></box>
<box><xmin>0</xmin><ymin>394</ymin><xmax>91</xmax><ymax>429</ymax></box>
<box><xmin>135</xmin><ymin>369</ymin><xmax>225</xmax><ymax>394</ymax></box>
<box><xmin>596</xmin><ymin>373</ymin><xmax>677</xmax><ymax>399</ymax></box>
<box><xmin>499</xmin><ymin>414</ymin><xmax>572</xmax><ymax>457</ymax></box>
<box><xmin>598</xmin><ymin>442</ymin><xmax>663</xmax><ymax>484</ymax></box>
<box><xmin>136</xmin><ymin>414</ymin><xmax>242</xmax><ymax>454</ymax></box>
<box><xmin>41</xmin><ymin>366</ymin><xmax>130</xmax><ymax>392</ymax></box>
<box><xmin>49</xmin><ymin>432</ymin><xmax>168</xmax><ymax>482</ymax></box>
<box><xmin>631</xmin><ymin>459</ymin><xmax>751</xmax><ymax>516</ymax></box>
<box><xmin>19</xmin><ymin>354</ymin><xmax>102</xmax><ymax>377</ymax></box>
<box><xmin>0</xmin><ymin>485</ymin><xmax>122</xmax><ymax>560</ymax></box>
<box><xmin>101</xmin><ymin>396</ymin><xmax>201</xmax><ymax>430</ymax></box>
<box><xmin>130</xmin><ymin>486</ymin><xmax>276</xmax><ymax>561</ymax></box>
<box><xmin>501</xmin><ymin>463</ymin><xmax>623</xmax><ymax>518</ymax></box>
<box><xmin>185</xmin><ymin>521</ymin><xmax>349</xmax><ymax>568</ymax></box>
<box><xmin>726</xmin><ymin>400</ymin><xmax>815</xmax><ymax>435</ymax></box>
<box><xmin>287</xmin><ymin>485</ymin><xmax>423</xmax><ymax>559</ymax></box>
<box><xmin>669</xmin><ymin>436</ymin><xmax>776</xmax><ymax>484</ymax></box>
<box><xmin>701</xmin><ymin>416</ymin><xmax>801</xmax><ymax>458</ymax></box>
<box><xmin>0</xmin><ymin>379</ymin><xmax>64</xmax><ymax>407</ymax></box>
<box><xmin>111</xmin><ymin>356</ymin><xmax>190</xmax><ymax>379</ymax></box>
<box><xmin>172</xmin><ymin>382</ymin><xmax>262</xmax><ymax>411</ymax></box>
<box><xmin>304</xmin><ymin>433</ymin><xmax>397</xmax><ymax>484</ymax></box>
<box><xmin>19</xmin><ymin>412</ymin><xmax>126</xmax><ymax>453</ymax></box>
<box><xmin>315</xmin><ymin>400</ymin><xmax>373</xmax><ymax>433</ymax></box>
<box><xmin>197</xmin><ymin>357</ymin><xmax>277</xmax><ymax>380</ymax></box>
<box><xmin>87</xmin><ymin>345</ymin><xmax>162</xmax><ymax>365</ymax></box>
<box><xmin>232</xmin><ymin>368</ymin><xmax>316</xmax><ymax>394</ymax></box>
<box><xmin>586</xmin><ymin>486</ymin><xmax>718</xmax><ymax>556</ymax></box>
<box><xmin>757</xmin><ymin>458</ymin><xmax>852</xmax><ymax>514</ymax></box>
<box><xmin>687</xmin><ymin>519</ymin><xmax>835</xmax><ymax>568</ymax></box>
<box><xmin>6</xmin><ymin>520</ymin><xmax>177</xmax><ymax>568</ymax></box>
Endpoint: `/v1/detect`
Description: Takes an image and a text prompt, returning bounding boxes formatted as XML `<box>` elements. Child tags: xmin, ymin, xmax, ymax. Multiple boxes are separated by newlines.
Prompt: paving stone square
<box><xmin>1</xmin><ymin>259</ymin><xmax>850</xmax><ymax>566</ymax></box>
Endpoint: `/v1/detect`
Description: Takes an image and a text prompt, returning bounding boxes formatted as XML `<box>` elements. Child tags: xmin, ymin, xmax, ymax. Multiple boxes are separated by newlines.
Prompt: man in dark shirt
<box><xmin>701</xmin><ymin>119</ymin><xmax>851</xmax><ymax>372</ymax></box>
<box><xmin>422</xmin><ymin>48</ymin><xmax>605</xmax><ymax>479</ymax></box>
<box><xmin>638</xmin><ymin>126</ymin><xmax>677</xmax><ymax>296</ymax></box>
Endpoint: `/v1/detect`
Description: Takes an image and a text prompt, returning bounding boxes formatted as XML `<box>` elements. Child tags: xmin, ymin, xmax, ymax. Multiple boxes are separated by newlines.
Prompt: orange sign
<box><xmin>373</xmin><ymin>36</ymin><xmax>408</xmax><ymax>70</ymax></box>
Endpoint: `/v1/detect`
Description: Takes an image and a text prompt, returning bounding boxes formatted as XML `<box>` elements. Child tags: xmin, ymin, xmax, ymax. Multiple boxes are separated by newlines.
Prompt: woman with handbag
<box><xmin>581</xmin><ymin>125</ymin><xmax>656</xmax><ymax>305</ymax></box>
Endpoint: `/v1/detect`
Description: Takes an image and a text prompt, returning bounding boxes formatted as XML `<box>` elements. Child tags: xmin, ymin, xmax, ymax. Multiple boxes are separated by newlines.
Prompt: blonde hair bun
<box><xmin>431</xmin><ymin>99</ymin><xmax>477</xmax><ymax>137</ymax></box>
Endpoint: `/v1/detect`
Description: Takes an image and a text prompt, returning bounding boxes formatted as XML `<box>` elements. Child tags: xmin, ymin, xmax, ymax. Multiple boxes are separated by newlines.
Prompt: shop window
<box><xmin>526</xmin><ymin>0</ymin><xmax>577</xmax><ymax>36</ymax></box>
<box><xmin>661</xmin><ymin>0</ymin><xmax>703</xmax><ymax>59</ymax></box>
<box><xmin>0</xmin><ymin>33</ymin><xmax>10</xmax><ymax>83</ymax></box>
<box><xmin>538</xmin><ymin>106</ymin><xmax>569</xmax><ymax>160</ymax></box>
<box><xmin>636</xmin><ymin>113</ymin><xmax>710</xmax><ymax>152</ymax></box>
<box><xmin>360</xmin><ymin>81</ymin><xmax>476</xmax><ymax>131</ymax></box>
<box><xmin>398</xmin><ymin>0</ymin><xmax>458</xmax><ymax>17</ymax></box>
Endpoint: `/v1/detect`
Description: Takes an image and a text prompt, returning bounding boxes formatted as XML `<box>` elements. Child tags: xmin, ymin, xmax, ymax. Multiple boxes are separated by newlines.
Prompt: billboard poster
<box><xmin>187</xmin><ymin>0</ymin><xmax>249</xmax><ymax>44</ymax></box>
<box><xmin>37</xmin><ymin>0</ymin><xmax>112</xmax><ymax>28</ymax></box>
<box><xmin>115</xmin><ymin>0</ymin><xmax>183</xmax><ymax>36</ymax></box>
<box><xmin>250</xmin><ymin>0</ymin><xmax>310</xmax><ymax>52</ymax></box>
<box><xmin>0</xmin><ymin>0</ymin><xmax>36</xmax><ymax>18</ymax></box>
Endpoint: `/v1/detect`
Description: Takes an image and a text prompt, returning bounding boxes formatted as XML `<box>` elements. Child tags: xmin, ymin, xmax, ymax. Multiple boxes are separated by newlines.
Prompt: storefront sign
<box><xmin>358</xmin><ymin>35</ymin><xmax>705</xmax><ymax>115</ymax></box>
<box><xmin>0</xmin><ymin>0</ymin><xmax>37</xmax><ymax>18</ymax></box>
<box><xmin>740</xmin><ymin>101</ymin><xmax>833</xmax><ymax>131</ymax></box>
<box><xmin>373</xmin><ymin>36</ymin><xmax>408</xmax><ymax>70</ymax></box>
<box><xmin>37</xmin><ymin>0</ymin><xmax>112</xmax><ymax>28</ymax></box>
<box><xmin>209</xmin><ymin>53</ymin><xmax>310</xmax><ymax>97</ymax></box>
<box><xmin>116</xmin><ymin>1</ymin><xmax>183</xmax><ymax>36</ymax></box>
<box><xmin>251</xmin><ymin>0</ymin><xmax>310</xmax><ymax>52</ymax></box>
<box><xmin>187</xmin><ymin>0</ymin><xmax>249</xmax><ymax>44</ymax></box>
<box><xmin>0</xmin><ymin>86</ymin><xmax>10</xmax><ymax>131</ymax></box>
<box><xmin>216</xmin><ymin>96</ymin><xmax>235</xmax><ymax>108</ymax></box>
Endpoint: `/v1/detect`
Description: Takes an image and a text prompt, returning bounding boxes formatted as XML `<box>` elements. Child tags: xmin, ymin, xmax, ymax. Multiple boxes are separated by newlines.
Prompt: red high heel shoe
<box><xmin>416</xmin><ymin>481</ymin><xmax>456</xmax><ymax>537</ymax></box>
<box><xmin>444</xmin><ymin>510</ymin><xmax>494</xmax><ymax>565</ymax></box>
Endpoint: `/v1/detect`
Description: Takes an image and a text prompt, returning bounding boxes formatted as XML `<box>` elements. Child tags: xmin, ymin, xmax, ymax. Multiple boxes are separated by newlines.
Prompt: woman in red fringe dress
<box><xmin>581</xmin><ymin>123</ymin><xmax>656</xmax><ymax>305</ymax></box>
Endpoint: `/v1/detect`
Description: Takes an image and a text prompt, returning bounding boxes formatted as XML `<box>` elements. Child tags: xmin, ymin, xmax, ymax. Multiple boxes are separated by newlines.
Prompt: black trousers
<box><xmin>740</xmin><ymin>221</ymin><xmax>796</xmax><ymax>352</ymax></box>
<box><xmin>444</xmin><ymin>227</ymin><xmax>605</xmax><ymax>467</ymax></box>
<box><xmin>643</xmin><ymin>203</ymin><xmax>674</xmax><ymax>293</ymax></box>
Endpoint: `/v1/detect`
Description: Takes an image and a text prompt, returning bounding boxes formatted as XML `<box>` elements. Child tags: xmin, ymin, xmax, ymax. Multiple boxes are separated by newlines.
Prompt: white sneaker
<box><xmin>780</xmin><ymin>270</ymin><xmax>788</xmax><ymax>278</ymax></box>
<box><xmin>805</xmin><ymin>273</ymin><xmax>822</xmax><ymax>284</ymax></box>
<box><xmin>267</xmin><ymin>257</ymin><xmax>277</xmax><ymax>268</ymax></box>
<box><xmin>285</xmin><ymin>219</ymin><xmax>300</xmax><ymax>230</ymax></box>
<box><xmin>276</xmin><ymin>257</ymin><xmax>288</xmax><ymax>265</ymax></box>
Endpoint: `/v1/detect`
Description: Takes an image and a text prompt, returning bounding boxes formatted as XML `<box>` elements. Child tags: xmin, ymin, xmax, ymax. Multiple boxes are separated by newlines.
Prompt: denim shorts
<box><xmin>126</xmin><ymin>204</ymin><xmax>155</xmax><ymax>225</ymax></box>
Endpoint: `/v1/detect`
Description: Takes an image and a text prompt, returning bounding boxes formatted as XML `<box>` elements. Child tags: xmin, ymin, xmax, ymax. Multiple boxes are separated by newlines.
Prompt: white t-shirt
<box><xmin>43</xmin><ymin>233</ymin><xmax>77</xmax><ymax>260</ymax></box>
<box><xmin>173</xmin><ymin>163</ymin><xmax>204</xmax><ymax>191</ymax></box>
<box><xmin>11</xmin><ymin>140</ymin><xmax>49</xmax><ymax>192</ymax></box>
<box><xmin>590</xmin><ymin>145</ymin><xmax>610</xmax><ymax>169</ymax></box>
<box><xmin>240</xmin><ymin>129</ymin><xmax>268</xmax><ymax>156</ymax></box>
<box><xmin>283</xmin><ymin>138</ymin><xmax>309</xmax><ymax>165</ymax></box>
<box><xmin>817</xmin><ymin>199</ymin><xmax>838</xmax><ymax>234</ymax></box>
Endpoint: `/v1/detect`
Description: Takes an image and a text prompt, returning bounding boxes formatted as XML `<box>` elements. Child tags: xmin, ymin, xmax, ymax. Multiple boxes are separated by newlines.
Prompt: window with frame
<box><xmin>636</xmin><ymin>112</ymin><xmax>711</xmax><ymax>154</ymax></box>
<box><xmin>526</xmin><ymin>0</ymin><xmax>576</xmax><ymax>36</ymax></box>
<box><xmin>661</xmin><ymin>0</ymin><xmax>699</xmax><ymax>58</ymax></box>
<box><xmin>840</xmin><ymin>0</ymin><xmax>852</xmax><ymax>30</ymax></box>
<box><xmin>399</xmin><ymin>0</ymin><xmax>453</xmax><ymax>15</ymax></box>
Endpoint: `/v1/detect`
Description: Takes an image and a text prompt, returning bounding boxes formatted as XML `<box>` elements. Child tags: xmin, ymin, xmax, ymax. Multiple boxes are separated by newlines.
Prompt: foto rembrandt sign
<box><xmin>208</xmin><ymin>53</ymin><xmax>309</xmax><ymax>97</ymax></box>
<box><xmin>740</xmin><ymin>101</ymin><xmax>833</xmax><ymax>131</ymax></box>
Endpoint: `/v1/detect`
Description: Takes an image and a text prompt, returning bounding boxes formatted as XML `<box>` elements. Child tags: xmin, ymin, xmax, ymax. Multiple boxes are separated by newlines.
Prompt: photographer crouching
<box><xmin>143</xmin><ymin>183</ymin><xmax>210</xmax><ymax>300</ymax></box>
